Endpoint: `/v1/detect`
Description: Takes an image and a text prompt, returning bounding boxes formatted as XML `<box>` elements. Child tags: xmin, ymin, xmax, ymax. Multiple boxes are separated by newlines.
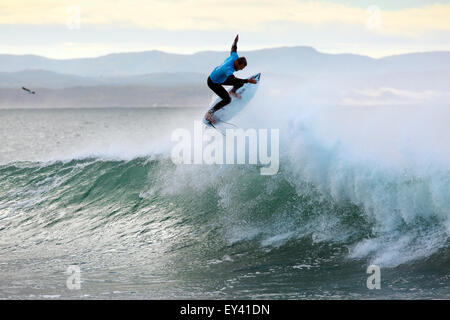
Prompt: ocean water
<box><xmin>0</xmin><ymin>102</ymin><xmax>449</xmax><ymax>299</ymax></box>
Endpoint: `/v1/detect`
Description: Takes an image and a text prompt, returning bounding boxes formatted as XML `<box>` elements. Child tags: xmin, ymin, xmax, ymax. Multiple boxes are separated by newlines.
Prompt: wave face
<box><xmin>0</xmin><ymin>154</ymin><xmax>448</xmax><ymax>299</ymax></box>
<box><xmin>1</xmin><ymin>73</ymin><xmax>450</xmax><ymax>298</ymax></box>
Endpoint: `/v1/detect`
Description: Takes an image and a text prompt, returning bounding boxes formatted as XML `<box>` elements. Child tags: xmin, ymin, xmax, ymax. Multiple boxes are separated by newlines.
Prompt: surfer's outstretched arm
<box><xmin>225</xmin><ymin>75</ymin><xmax>257</xmax><ymax>85</ymax></box>
<box><xmin>231</xmin><ymin>34</ymin><xmax>238</xmax><ymax>53</ymax></box>
<box><xmin>224</xmin><ymin>75</ymin><xmax>248</xmax><ymax>86</ymax></box>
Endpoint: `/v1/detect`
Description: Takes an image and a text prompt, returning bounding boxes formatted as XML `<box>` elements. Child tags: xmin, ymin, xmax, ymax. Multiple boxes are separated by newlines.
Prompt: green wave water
<box><xmin>0</xmin><ymin>98</ymin><xmax>449</xmax><ymax>299</ymax></box>
<box><xmin>0</xmin><ymin>155</ymin><xmax>448</xmax><ymax>299</ymax></box>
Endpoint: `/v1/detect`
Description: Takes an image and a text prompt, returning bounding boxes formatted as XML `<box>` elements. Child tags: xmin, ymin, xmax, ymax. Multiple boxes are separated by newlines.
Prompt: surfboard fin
<box><xmin>218</xmin><ymin>120</ymin><xmax>238</xmax><ymax>128</ymax></box>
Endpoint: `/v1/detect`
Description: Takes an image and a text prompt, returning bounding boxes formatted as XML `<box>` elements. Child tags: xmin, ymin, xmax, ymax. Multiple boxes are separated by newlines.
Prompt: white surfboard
<box><xmin>202</xmin><ymin>73</ymin><xmax>261</xmax><ymax>126</ymax></box>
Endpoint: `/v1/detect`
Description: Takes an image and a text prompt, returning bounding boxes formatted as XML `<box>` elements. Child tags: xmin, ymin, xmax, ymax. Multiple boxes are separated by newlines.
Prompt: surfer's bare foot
<box><xmin>205</xmin><ymin>111</ymin><xmax>216</xmax><ymax>124</ymax></box>
<box><xmin>229</xmin><ymin>91</ymin><xmax>242</xmax><ymax>99</ymax></box>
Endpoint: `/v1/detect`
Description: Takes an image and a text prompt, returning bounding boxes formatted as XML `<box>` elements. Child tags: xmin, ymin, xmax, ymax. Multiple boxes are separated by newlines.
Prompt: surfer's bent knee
<box><xmin>223</xmin><ymin>95</ymin><xmax>231</xmax><ymax>105</ymax></box>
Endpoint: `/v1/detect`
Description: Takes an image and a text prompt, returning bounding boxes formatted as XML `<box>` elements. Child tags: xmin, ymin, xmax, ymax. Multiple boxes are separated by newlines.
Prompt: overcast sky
<box><xmin>1</xmin><ymin>0</ymin><xmax>450</xmax><ymax>59</ymax></box>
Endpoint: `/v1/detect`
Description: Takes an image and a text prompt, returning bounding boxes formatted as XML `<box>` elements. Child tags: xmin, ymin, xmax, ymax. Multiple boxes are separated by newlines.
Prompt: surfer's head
<box><xmin>234</xmin><ymin>57</ymin><xmax>247</xmax><ymax>71</ymax></box>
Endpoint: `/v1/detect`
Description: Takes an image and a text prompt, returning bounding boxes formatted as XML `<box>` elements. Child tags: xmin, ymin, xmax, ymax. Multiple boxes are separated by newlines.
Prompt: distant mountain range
<box><xmin>1</xmin><ymin>46</ymin><xmax>449</xmax><ymax>79</ymax></box>
<box><xmin>0</xmin><ymin>86</ymin><xmax>208</xmax><ymax>108</ymax></box>
<box><xmin>0</xmin><ymin>46</ymin><xmax>449</xmax><ymax>108</ymax></box>
<box><xmin>0</xmin><ymin>70</ymin><xmax>206</xmax><ymax>89</ymax></box>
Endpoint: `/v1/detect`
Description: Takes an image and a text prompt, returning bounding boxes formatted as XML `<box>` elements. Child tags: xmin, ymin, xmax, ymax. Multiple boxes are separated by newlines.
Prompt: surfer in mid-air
<box><xmin>204</xmin><ymin>34</ymin><xmax>257</xmax><ymax>124</ymax></box>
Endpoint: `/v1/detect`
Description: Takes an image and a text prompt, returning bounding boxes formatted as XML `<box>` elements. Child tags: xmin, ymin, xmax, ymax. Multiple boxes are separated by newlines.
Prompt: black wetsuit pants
<box><xmin>207</xmin><ymin>75</ymin><xmax>247</xmax><ymax>113</ymax></box>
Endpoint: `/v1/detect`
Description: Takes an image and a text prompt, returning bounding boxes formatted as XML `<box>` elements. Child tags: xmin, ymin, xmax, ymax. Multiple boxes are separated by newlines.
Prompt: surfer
<box><xmin>204</xmin><ymin>34</ymin><xmax>257</xmax><ymax>124</ymax></box>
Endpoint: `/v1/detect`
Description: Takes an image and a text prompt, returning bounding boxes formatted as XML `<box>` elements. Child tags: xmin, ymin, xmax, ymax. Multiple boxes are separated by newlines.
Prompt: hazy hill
<box><xmin>0</xmin><ymin>70</ymin><xmax>206</xmax><ymax>89</ymax></box>
<box><xmin>0</xmin><ymin>85</ymin><xmax>208</xmax><ymax>108</ymax></box>
<box><xmin>2</xmin><ymin>47</ymin><xmax>448</xmax><ymax>78</ymax></box>
<box><xmin>1</xmin><ymin>46</ymin><xmax>449</xmax><ymax>108</ymax></box>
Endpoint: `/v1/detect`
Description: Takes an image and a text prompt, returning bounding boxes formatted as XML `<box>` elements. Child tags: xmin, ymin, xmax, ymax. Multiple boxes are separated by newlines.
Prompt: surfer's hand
<box><xmin>231</xmin><ymin>34</ymin><xmax>239</xmax><ymax>53</ymax></box>
<box><xmin>248</xmin><ymin>77</ymin><xmax>257</xmax><ymax>84</ymax></box>
<box><xmin>205</xmin><ymin>111</ymin><xmax>216</xmax><ymax>124</ymax></box>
